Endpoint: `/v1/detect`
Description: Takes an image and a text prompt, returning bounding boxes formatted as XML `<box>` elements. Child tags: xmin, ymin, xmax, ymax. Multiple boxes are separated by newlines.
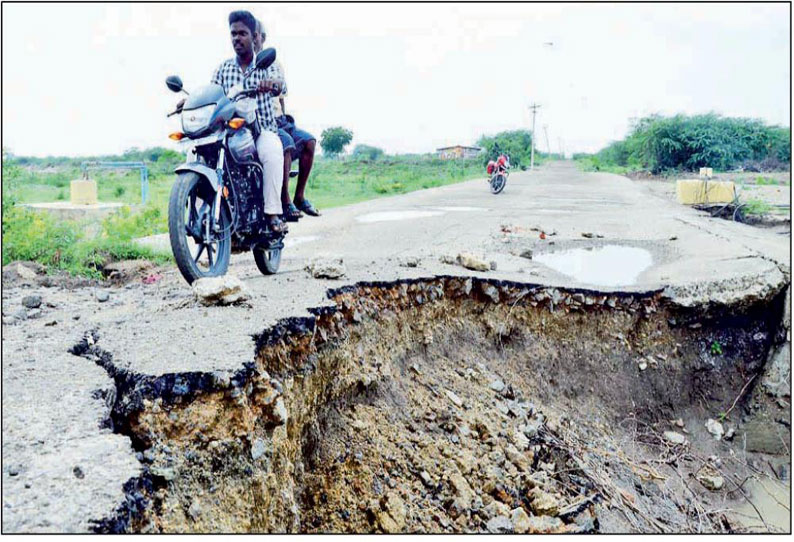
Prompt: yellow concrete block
<box><xmin>676</xmin><ymin>179</ymin><xmax>735</xmax><ymax>205</ymax></box>
<box><xmin>699</xmin><ymin>167</ymin><xmax>713</xmax><ymax>178</ymax></box>
<box><xmin>70</xmin><ymin>179</ymin><xmax>98</xmax><ymax>205</ymax></box>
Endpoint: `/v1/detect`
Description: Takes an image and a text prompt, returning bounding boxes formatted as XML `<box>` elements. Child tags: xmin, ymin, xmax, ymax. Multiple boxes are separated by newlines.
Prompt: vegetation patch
<box><xmin>575</xmin><ymin>114</ymin><xmax>790</xmax><ymax>175</ymax></box>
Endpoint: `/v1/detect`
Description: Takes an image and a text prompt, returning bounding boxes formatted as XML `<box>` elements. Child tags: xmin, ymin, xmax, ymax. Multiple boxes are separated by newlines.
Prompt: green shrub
<box><xmin>592</xmin><ymin>114</ymin><xmax>790</xmax><ymax>174</ymax></box>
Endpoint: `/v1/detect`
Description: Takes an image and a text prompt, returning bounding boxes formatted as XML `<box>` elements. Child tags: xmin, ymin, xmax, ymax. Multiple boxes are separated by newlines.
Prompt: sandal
<box><xmin>283</xmin><ymin>202</ymin><xmax>303</xmax><ymax>222</ymax></box>
<box><xmin>266</xmin><ymin>215</ymin><xmax>289</xmax><ymax>233</ymax></box>
<box><xmin>295</xmin><ymin>198</ymin><xmax>321</xmax><ymax>217</ymax></box>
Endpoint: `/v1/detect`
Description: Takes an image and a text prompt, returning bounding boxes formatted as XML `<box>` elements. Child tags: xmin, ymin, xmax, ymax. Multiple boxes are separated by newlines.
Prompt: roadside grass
<box><xmin>4</xmin><ymin>155</ymin><xmax>483</xmax><ymax>277</ymax></box>
<box><xmin>2</xmin><ymin>204</ymin><xmax>171</xmax><ymax>278</ymax></box>
<box><xmin>742</xmin><ymin>198</ymin><xmax>773</xmax><ymax>217</ymax></box>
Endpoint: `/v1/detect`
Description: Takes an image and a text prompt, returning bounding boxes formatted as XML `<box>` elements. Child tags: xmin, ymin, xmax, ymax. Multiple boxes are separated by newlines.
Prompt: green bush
<box><xmin>587</xmin><ymin>114</ymin><xmax>791</xmax><ymax>174</ymax></box>
<box><xmin>2</xmin><ymin>201</ymin><xmax>170</xmax><ymax>277</ymax></box>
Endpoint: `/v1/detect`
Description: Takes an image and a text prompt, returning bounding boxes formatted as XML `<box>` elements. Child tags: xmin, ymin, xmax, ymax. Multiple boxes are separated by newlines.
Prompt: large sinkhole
<box><xmin>80</xmin><ymin>277</ymin><xmax>788</xmax><ymax>533</ymax></box>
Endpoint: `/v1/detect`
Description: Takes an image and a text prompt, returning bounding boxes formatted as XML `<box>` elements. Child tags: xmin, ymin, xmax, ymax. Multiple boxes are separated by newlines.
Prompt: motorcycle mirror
<box><xmin>255</xmin><ymin>48</ymin><xmax>276</xmax><ymax>71</ymax></box>
<box><xmin>166</xmin><ymin>75</ymin><xmax>184</xmax><ymax>93</ymax></box>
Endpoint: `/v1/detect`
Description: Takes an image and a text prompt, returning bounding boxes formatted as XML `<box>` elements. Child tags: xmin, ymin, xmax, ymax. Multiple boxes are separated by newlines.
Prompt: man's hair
<box><xmin>255</xmin><ymin>19</ymin><xmax>266</xmax><ymax>41</ymax></box>
<box><xmin>228</xmin><ymin>10</ymin><xmax>257</xmax><ymax>36</ymax></box>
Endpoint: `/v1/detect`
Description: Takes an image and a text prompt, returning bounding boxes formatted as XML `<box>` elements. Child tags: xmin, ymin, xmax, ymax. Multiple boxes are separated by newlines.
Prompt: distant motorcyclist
<box><xmin>211</xmin><ymin>10</ymin><xmax>287</xmax><ymax>232</ymax></box>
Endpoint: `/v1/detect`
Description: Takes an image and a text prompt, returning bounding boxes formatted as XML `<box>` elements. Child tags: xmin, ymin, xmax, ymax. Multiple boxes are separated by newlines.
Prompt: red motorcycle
<box><xmin>486</xmin><ymin>154</ymin><xmax>509</xmax><ymax>194</ymax></box>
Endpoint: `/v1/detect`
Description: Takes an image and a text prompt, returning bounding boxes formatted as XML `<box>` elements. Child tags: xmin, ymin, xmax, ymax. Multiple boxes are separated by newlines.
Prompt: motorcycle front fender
<box><xmin>174</xmin><ymin>163</ymin><xmax>219</xmax><ymax>192</ymax></box>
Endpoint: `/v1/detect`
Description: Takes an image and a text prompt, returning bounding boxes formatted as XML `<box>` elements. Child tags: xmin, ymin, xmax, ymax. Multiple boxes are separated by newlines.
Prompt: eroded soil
<box><xmin>76</xmin><ymin>277</ymin><xmax>790</xmax><ymax>533</ymax></box>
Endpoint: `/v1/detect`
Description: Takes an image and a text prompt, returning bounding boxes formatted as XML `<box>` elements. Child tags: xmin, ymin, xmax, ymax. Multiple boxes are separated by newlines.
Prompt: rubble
<box><xmin>306</xmin><ymin>257</ymin><xmax>347</xmax><ymax>279</ymax></box>
<box><xmin>192</xmin><ymin>275</ymin><xmax>251</xmax><ymax>306</ymax></box>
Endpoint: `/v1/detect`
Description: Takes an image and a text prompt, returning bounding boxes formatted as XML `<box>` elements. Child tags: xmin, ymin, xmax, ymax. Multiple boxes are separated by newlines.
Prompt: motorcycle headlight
<box><xmin>182</xmin><ymin>104</ymin><xmax>215</xmax><ymax>134</ymax></box>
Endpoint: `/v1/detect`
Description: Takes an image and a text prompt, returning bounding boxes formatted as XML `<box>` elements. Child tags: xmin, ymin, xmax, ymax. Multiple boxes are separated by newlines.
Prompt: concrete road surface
<box><xmin>2</xmin><ymin>161</ymin><xmax>789</xmax><ymax>531</ymax></box>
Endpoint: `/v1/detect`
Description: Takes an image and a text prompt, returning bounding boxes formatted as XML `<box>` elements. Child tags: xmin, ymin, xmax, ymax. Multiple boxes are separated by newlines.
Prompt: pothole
<box><xmin>73</xmin><ymin>276</ymin><xmax>789</xmax><ymax>533</ymax></box>
<box><xmin>535</xmin><ymin>245</ymin><xmax>653</xmax><ymax>287</ymax></box>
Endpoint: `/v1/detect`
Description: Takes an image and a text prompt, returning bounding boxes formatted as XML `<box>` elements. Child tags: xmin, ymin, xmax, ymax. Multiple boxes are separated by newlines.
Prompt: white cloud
<box><xmin>1</xmin><ymin>3</ymin><xmax>789</xmax><ymax>157</ymax></box>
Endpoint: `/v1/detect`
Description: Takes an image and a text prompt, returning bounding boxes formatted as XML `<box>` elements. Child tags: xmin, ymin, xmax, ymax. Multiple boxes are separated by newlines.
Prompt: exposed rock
<box><xmin>95</xmin><ymin>290</ymin><xmax>110</xmax><ymax>303</ymax></box>
<box><xmin>306</xmin><ymin>257</ymin><xmax>346</xmax><ymax>279</ymax></box>
<box><xmin>251</xmin><ymin>438</ymin><xmax>267</xmax><ymax>460</ymax></box>
<box><xmin>663</xmin><ymin>431</ymin><xmax>687</xmax><ymax>445</ymax></box>
<box><xmin>482</xmin><ymin>500</ymin><xmax>511</xmax><ymax>519</ymax></box>
<box><xmin>510</xmin><ymin>507</ymin><xmax>532</xmax><ymax>533</ymax></box>
<box><xmin>21</xmin><ymin>295</ymin><xmax>42</xmax><ymax>309</ymax></box>
<box><xmin>192</xmin><ymin>276</ymin><xmax>251</xmax><ymax>306</ymax></box>
<box><xmin>377</xmin><ymin>492</ymin><xmax>406</xmax><ymax>533</ymax></box>
<box><xmin>481</xmin><ymin>284</ymin><xmax>500</xmax><ymax>303</ymax></box>
<box><xmin>696</xmin><ymin>467</ymin><xmax>724</xmax><ymax>491</ymax></box>
<box><xmin>490</xmin><ymin>379</ymin><xmax>506</xmax><ymax>393</ymax></box>
<box><xmin>102</xmin><ymin>259</ymin><xmax>153</xmax><ymax>282</ymax></box>
<box><xmin>448</xmin><ymin>472</ymin><xmax>474</xmax><ymax>507</ymax></box>
<box><xmin>486</xmin><ymin>515</ymin><xmax>513</xmax><ymax>533</ymax></box>
<box><xmin>3</xmin><ymin>261</ymin><xmax>42</xmax><ymax>284</ymax></box>
<box><xmin>762</xmin><ymin>343</ymin><xmax>791</xmax><ymax>398</ymax></box>
<box><xmin>705</xmin><ymin>418</ymin><xmax>724</xmax><ymax>440</ymax></box>
<box><xmin>445</xmin><ymin>390</ymin><xmax>463</xmax><ymax>408</ymax></box>
<box><xmin>526</xmin><ymin>515</ymin><xmax>564</xmax><ymax>533</ymax></box>
<box><xmin>529</xmin><ymin>488</ymin><xmax>559</xmax><ymax>516</ymax></box>
<box><xmin>519</xmin><ymin>249</ymin><xmax>533</xmax><ymax>260</ymax></box>
<box><xmin>188</xmin><ymin>500</ymin><xmax>202</xmax><ymax>520</ymax></box>
<box><xmin>456</xmin><ymin>252</ymin><xmax>490</xmax><ymax>272</ymax></box>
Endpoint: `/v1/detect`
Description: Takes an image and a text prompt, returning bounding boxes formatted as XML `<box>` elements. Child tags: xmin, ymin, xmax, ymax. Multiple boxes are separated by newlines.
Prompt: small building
<box><xmin>436</xmin><ymin>145</ymin><xmax>483</xmax><ymax>160</ymax></box>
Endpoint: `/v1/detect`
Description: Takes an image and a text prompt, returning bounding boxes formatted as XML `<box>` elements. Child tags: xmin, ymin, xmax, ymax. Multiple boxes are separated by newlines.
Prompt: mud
<box><xmin>70</xmin><ymin>276</ymin><xmax>789</xmax><ymax>533</ymax></box>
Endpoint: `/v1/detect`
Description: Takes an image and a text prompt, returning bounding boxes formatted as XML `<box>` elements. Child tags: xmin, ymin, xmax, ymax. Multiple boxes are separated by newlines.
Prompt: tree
<box><xmin>320</xmin><ymin>127</ymin><xmax>353</xmax><ymax>157</ymax></box>
<box><xmin>477</xmin><ymin>130</ymin><xmax>533</xmax><ymax>167</ymax></box>
<box><xmin>352</xmin><ymin>144</ymin><xmax>384</xmax><ymax>161</ymax></box>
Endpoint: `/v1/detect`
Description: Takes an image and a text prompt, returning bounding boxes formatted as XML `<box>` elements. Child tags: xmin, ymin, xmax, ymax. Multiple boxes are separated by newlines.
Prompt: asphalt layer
<box><xmin>2</xmin><ymin>161</ymin><xmax>790</xmax><ymax>532</ymax></box>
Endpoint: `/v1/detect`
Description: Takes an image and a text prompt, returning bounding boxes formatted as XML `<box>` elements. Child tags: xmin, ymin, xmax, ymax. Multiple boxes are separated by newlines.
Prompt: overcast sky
<box><xmin>2</xmin><ymin>3</ymin><xmax>790</xmax><ymax>157</ymax></box>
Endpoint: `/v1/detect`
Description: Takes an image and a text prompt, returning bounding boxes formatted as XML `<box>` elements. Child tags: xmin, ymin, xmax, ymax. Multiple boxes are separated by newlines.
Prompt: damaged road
<box><xmin>2</xmin><ymin>162</ymin><xmax>790</xmax><ymax>532</ymax></box>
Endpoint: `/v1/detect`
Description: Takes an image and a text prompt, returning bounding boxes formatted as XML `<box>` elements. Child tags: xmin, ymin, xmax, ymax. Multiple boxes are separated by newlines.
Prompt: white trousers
<box><xmin>255</xmin><ymin>130</ymin><xmax>284</xmax><ymax>215</ymax></box>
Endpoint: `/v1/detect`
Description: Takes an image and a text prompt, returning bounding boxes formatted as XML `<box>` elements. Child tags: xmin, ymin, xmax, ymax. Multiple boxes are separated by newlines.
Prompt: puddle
<box><xmin>534</xmin><ymin>245</ymin><xmax>653</xmax><ymax>287</ymax></box>
<box><xmin>432</xmin><ymin>206</ymin><xmax>486</xmax><ymax>212</ymax></box>
<box><xmin>355</xmin><ymin>210</ymin><xmax>444</xmax><ymax>223</ymax></box>
<box><xmin>284</xmin><ymin>235</ymin><xmax>320</xmax><ymax>248</ymax></box>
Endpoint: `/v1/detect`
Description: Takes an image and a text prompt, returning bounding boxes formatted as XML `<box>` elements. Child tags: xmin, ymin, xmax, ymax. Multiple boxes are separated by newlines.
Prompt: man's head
<box><xmin>228</xmin><ymin>10</ymin><xmax>257</xmax><ymax>59</ymax></box>
<box><xmin>253</xmin><ymin>19</ymin><xmax>265</xmax><ymax>53</ymax></box>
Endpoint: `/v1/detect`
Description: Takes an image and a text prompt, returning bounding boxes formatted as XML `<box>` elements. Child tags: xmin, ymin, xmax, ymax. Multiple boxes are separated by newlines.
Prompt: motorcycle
<box><xmin>486</xmin><ymin>154</ymin><xmax>510</xmax><ymax>194</ymax></box>
<box><xmin>164</xmin><ymin>48</ymin><xmax>285</xmax><ymax>284</ymax></box>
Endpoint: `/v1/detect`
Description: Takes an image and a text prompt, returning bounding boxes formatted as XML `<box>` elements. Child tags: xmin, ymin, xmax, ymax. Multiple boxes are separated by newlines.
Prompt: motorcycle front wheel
<box><xmin>168</xmin><ymin>172</ymin><xmax>232</xmax><ymax>284</ymax></box>
<box><xmin>490</xmin><ymin>174</ymin><xmax>507</xmax><ymax>194</ymax></box>
<box><xmin>253</xmin><ymin>246</ymin><xmax>281</xmax><ymax>275</ymax></box>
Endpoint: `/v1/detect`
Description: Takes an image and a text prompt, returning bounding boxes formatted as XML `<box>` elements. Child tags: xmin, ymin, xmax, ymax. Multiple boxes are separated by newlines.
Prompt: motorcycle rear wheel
<box><xmin>490</xmin><ymin>174</ymin><xmax>507</xmax><ymax>194</ymax></box>
<box><xmin>168</xmin><ymin>172</ymin><xmax>232</xmax><ymax>284</ymax></box>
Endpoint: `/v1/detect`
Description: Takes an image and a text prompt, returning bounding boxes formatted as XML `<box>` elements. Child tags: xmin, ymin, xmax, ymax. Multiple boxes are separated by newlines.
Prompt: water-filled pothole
<box><xmin>356</xmin><ymin>210</ymin><xmax>444</xmax><ymax>223</ymax></box>
<box><xmin>535</xmin><ymin>245</ymin><xmax>653</xmax><ymax>287</ymax></box>
<box><xmin>82</xmin><ymin>277</ymin><xmax>787</xmax><ymax>534</ymax></box>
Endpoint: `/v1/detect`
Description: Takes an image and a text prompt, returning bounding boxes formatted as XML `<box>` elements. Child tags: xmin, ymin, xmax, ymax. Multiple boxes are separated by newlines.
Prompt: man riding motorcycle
<box><xmin>210</xmin><ymin>10</ymin><xmax>288</xmax><ymax>233</ymax></box>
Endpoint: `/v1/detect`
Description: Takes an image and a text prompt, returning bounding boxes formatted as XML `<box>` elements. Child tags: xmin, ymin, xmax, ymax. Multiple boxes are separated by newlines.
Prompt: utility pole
<box><xmin>558</xmin><ymin>138</ymin><xmax>564</xmax><ymax>159</ymax></box>
<box><xmin>529</xmin><ymin>103</ymin><xmax>540</xmax><ymax>170</ymax></box>
<box><xmin>543</xmin><ymin>124</ymin><xmax>551</xmax><ymax>154</ymax></box>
